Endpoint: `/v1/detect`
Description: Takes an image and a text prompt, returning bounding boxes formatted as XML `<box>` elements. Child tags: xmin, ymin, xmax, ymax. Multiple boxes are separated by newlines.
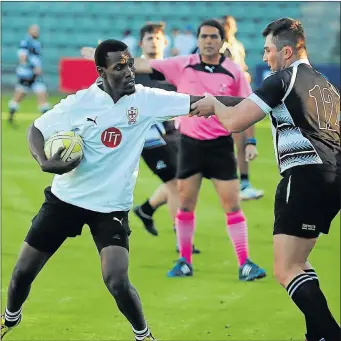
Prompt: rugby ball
<box><xmin>44</xmin><ymin>131</ymin><xmax>83</xmax><ymax>162</ymax></box>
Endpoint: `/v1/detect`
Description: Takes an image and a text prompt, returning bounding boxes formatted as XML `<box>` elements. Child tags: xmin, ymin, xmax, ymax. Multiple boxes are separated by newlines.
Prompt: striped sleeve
<box><xmin>248</xmin><ymin>72</ymin><xmax>287</xmax><ymax>114</ymax></box>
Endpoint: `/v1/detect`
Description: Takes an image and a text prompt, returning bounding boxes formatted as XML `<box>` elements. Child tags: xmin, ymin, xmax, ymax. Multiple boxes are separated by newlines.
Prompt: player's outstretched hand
<box><xmin>190</xmin><ymin>93</ymin><xmax>215</xmax><ymax>117</ymax></box>
<box><xmin>80</xmin><ymin>46</ymin><xmax>96</xmax><ymax>60</ymax></box>
<box><xmin>245</xmin><ymin>144</ymin><xmax>258</xmax><ymax>162</ymax></box>
<box><xmin>40</xmin><ymin>147</ymin><xmax>81</xmax><ymax>175</ymax></box>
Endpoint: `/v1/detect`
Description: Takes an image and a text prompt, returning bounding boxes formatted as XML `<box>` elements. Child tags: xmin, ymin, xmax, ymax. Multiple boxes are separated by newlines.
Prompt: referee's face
<box><xmin>197</xmin><ymin>26</ymin><xmax>223</xmax><ymax>59</ymax></box>
<box><xmin>99</xmin><ymin>49</ymin><xmax>136</xmax><ymax>97</ymax></box>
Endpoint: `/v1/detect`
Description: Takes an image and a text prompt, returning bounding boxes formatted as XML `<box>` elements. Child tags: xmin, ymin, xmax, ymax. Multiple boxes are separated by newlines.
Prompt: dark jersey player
<box><xmin>191</xmin><ymin>18</ymin><xmax>340</xmax><ymax>341</ymax></box>
<box><xmin>132</xmin><ymin>24</ymin><xmax>201</xmax><ymax>254</ymax></box>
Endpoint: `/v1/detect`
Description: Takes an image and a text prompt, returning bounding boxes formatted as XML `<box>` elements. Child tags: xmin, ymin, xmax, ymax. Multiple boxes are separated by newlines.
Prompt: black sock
<box><xmin>287</xmin><ymin>273</ymin><xmax>340</xmax><ymax>341</ymax></box>
<box><xmin>304</xmin><ymin>269</ymin><xmax>323</xmax><ymax>341</ymax></box>
<box><xmin>141</xmin><ymin>200</ymin><xmax>156</xmax><ymax>218</ymax></box>
<box><xmin>240</xmin><ymin>173</ymin><xmax>249</xmax><ymax>182</ymax></box>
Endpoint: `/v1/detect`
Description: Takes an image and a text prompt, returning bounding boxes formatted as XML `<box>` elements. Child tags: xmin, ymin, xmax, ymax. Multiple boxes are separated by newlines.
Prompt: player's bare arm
<box><xmin>27</xmin><ymin>124</ymin><xmax>80</xmax><ymax>175</ymax></box>
<box><xmin>190</xmin><ymin>94</ymin><xmax>266</xmax><ymax>132</ymax></box>
<box><xmin>189</xmin><ymin>95</ymin><xmax>244</xmax><ymax>115</ymax></box>
<box><xmin>18</xmin><ymin>52</ymin><xmax>27</xmax><ymax>65</ymax></box>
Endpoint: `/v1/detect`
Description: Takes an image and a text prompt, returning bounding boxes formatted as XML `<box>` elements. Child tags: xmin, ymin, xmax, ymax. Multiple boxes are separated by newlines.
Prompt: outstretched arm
<box><xmin>189</xmin><ymin>95</ymin><xmax>244</xmax><ymax>113</ymax></box>
<box><xmin>190</xmin><ymin>94</ymin><xmax>266</xmax><ymax>132</ymax></box>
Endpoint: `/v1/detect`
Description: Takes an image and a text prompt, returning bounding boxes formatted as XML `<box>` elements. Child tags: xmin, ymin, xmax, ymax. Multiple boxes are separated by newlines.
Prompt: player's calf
<box><xmin>38</xmin><ymin>103</ymin><xmax>50</xmax><ymax>114</ymax></box>
<box><xmin>100</xmin><ymin>244</ymin><xmax>155</xmax><ymax>339</ymax></box>
<box><xmin>8</xmin><ymin>100</ymin><xmax>20</xmax><ymax>124</ymax></box>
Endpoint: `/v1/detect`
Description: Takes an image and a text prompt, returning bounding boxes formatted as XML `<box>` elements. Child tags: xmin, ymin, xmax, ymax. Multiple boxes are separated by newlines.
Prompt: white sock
<box><xmin>5</xmin><ymin>307</ymin><xmax>22</xmax><ymax>323</ymax></box>
<box><xmin>133</xmin><ymin>325</ymin><xmax>151</xmax><ymax>340</ymax></box>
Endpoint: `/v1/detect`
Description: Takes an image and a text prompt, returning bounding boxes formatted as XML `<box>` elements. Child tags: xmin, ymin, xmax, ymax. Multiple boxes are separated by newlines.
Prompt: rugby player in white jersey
<box><xmin>1</xmin><ymin>39</ymin><xmax>241</xmax><ymax>340</ymax></box>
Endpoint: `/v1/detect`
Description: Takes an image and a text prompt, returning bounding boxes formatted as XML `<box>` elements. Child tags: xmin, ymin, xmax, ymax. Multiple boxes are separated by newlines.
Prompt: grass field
<box><xmin>1</xmin><ymin>94</ymin><xmax>340</xmax><ymax>341</ymax></box>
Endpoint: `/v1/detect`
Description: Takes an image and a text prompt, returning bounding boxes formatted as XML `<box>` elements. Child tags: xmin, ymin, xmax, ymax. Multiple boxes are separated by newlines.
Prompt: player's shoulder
<box><xmin>221</xmin><ymin>57</ymin><xmax>243</xmax><ymax>75</ymax></box>
<box><xmin>134</xmin><ymin>84</ymin><xmax>171</xmax><ymax>97</ymax></box>
<box><xmin>19</xmin><ymin>39</ymin><xmax>28</xmax><ymax>48</ymax></box>
<box><xmin>162</xmin><ymin>54</ymin><xmax>197</xmax><ymax>68</ymax></box>
<box><xmin>56</xmin><ymin>83</ymin><xmax>99</xmax><ymax>110</ymax></box>
<box><xmin>264</xmin><ymin>67</ymin><xmax>294</xmax><ymax>86</ymax></box>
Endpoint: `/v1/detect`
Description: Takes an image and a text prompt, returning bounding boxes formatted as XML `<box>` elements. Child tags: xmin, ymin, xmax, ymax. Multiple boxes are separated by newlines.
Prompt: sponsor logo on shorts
<box><xmin>113</xmin><ymin>217</ymin><xmax>124</xmax><ymax>226</ymax></box>
<box><xmin>302</xmin><ymin>224</ymin><xmax>316</xmax><ymax>231</ymax></box>
<box><xmin>101</xmin><ymin>127</ymin><xmax>122</xmax><ymax>148</ymax></box>
<box><xmin>156</xmin><ymin>160</ymin><xmax>167</xmax><ymax>170</ymax></box>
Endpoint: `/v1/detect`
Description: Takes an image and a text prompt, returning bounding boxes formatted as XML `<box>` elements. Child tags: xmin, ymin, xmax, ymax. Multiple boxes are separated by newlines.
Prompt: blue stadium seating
<box><xmin>2</xmin><ymin>1</ymin><xmax>339</xmax><ymax>91</ymax></box>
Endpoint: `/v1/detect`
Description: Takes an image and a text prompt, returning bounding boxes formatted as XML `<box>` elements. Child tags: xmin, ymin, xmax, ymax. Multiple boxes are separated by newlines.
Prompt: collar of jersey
<box><xmin>199</xmin><ymin>54</ymin><xmax>225</xmax><ymax>68</ymax></box>
<box><xmin>289</xmin><ymin>58</ymin><xmax>311</xmax><ymax>68</ymax></box>
<box><xmin>92</xmin><ymin>81</ymin><xmax>130</xmax><ymax>107</ymax></box>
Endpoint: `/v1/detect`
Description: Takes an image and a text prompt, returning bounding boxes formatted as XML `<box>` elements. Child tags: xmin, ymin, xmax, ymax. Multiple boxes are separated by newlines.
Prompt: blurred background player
<box><xmin>221</xmin><ymin>15</ymin><xmax>264</xmax><ymax>200</ymax></box>
<box><xmin>132</xmin><ymin>23</ymin><xmax>201</xmax><ymax>254</ymax></box>
<box><xmin>8</xmin><ymin>24</ymin><xmax>50</xmax><ymax>126</ymax></box>
<box><xmin>133</xmin><ymin>19</ymin><xmax>266</xmax><ymax>280</ymax></box>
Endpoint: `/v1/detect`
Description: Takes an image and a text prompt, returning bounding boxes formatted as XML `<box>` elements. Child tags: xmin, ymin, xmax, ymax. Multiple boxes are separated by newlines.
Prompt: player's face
<box><xmin>263</xmin><ymin>34</ymin><xmax>284</xmax><ymax>72</ymax></box>
<box><xmin>30</xmin><ymin>26</ymin><xmax>40</xmax><ymax>39</ymax></box>
<box><xmin>97</xmin><ymin>49</ymin><xmax>136</xmax><ymax>96</ymax></box>
<box><xmin>224</xmin><ymin>17</ymin><xmax>237</xmax><ymax>36</ymax></box>
<box><xmin>197</xmin><ymin>26</ymin><xmax>223</xmax><ymax>58</ymax></box>
<box><xmin>140</xmin><ymin>31</ymin><xmax>167</xmax><ymax>58</ymax></box>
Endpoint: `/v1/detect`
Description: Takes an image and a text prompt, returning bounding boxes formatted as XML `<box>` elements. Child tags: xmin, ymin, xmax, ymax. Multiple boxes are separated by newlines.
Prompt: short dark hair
<box><xmin>139</xmin><ymin>23</ymin><xmax>165</xmax><ymax>42</ymax></box>
<box><xmin>197</xmin><ymin>19</ymin><xmax>225</xmax><ymax>40</ymax></box>
<box><xmin>262</xmin><ymin>18</ymin><xmax>306</xmax><ymax>53</ymax></box>
<box><xmin>95</xmin><ymin>39</ymin><xmax>128</xmax><ymax>67</ymax></box>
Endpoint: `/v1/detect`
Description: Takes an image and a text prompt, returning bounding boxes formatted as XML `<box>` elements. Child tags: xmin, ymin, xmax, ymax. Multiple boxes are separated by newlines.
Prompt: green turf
<box><xmin>1</xmin><ymin>95</ymin><xmax>340</xmax><ymax>341</ymax></box>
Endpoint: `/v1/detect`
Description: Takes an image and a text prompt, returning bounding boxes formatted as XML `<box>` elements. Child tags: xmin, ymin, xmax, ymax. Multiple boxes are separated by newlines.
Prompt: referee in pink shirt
<box><xmin>134</xmin><ymin>19</ymin><xmax>266</xmax><ymax>280</ymax></box>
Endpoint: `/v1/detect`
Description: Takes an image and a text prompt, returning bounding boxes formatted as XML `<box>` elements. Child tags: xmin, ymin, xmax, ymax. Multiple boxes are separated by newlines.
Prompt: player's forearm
<box><xmin>244</xmin><ymin>125</ymin><xmax>255</xmax><ymax>139</ymax></box>
<box><xmin>27</xmin><ymin>124</ymin><xmax>47</xmax><ymax>167</ymax></box>
<box><xmin>134</xmin><ymin>58</ymin><xmax>153</xmax><ymax>74</ymax></box>
<box><xmin>212</xmin><ymin>100</ymin><xmax>248</xmax><ymax>133</ymax></box>
<box><xmin>215</xmin><ymin>96</ymin><xmax>244</xmax><ymax>107</ymax></box>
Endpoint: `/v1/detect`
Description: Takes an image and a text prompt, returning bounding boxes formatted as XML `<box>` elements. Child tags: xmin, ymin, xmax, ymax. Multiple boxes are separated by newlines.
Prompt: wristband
<box><xmin>245</xmin><ymin>137</ymin><xmax>257</xmax><ymax>146</ymax></box>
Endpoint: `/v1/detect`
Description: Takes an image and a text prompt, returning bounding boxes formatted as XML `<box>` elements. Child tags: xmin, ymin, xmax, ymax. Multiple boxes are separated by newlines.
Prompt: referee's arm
<box><xmin>134</xmin><ymin>57</ymin><xmax>153</xmax><ymax>74</ymax></box>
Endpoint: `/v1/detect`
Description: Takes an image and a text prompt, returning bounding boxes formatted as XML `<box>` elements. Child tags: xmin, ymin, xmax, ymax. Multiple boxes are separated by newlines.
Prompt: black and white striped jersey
<box><xmin>249</xmin><ymin>59</ymin><xmax>340</xmax><ymax>174</ymax></box>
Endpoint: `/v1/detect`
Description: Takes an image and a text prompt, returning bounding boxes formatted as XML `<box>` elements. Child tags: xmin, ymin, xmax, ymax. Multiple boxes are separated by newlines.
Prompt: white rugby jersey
<box><xmin>34</xmin><ymin>83</ymin><xmax>190</xmax><ymax>212</ymax></box>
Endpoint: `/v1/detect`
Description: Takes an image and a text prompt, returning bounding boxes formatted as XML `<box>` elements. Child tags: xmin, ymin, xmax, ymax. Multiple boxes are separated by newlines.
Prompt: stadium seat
<box><xmin>1</xmin><ymin>1</ymin><xmax>332</xmax><ymax>92</ymax></box>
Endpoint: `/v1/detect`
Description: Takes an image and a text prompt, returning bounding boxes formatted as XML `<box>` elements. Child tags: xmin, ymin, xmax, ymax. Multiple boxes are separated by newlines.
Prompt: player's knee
<box><xmin>220</xmin><ymin>194</ymin><xmax>240</xmax><ymax>213</ymax></box>
<box><xmin>179</xmin><ymin>203</ymin><xmax>195</xmax><ymax>212</ymax></box>
<box><xmin>11</xmin><ymin>263</ymin><xmax>35</xmax><ymax>289</ymax></box>
<box><xmin>179</xmin><ymin>192</ymin><xmax>197</xmax><ymax>211</ymax></box>
<box><xmin>273</xmin><ymin>264</ymin><xmax>290</xmax><ymax>286</ymax></box>
<box><xmin>103</xmin><ymin>272</ymin><xmax>130</xmax><ymax>297</ymax></box>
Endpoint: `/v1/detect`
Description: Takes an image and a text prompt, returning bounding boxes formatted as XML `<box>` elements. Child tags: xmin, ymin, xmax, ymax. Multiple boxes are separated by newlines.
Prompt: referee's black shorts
<box><xmin>177</xmin><ymin>133</ymin><xmax>238</xmax><ymax>181</ymax></box>
<box><xmin>273</xmin><ymin>165</ymin><xmax>340</xmax><ymax>238</ymax></box>
<box><xmin>25</xmin><ymin>187</ymin><xmax>131</xmax><ymax>254</ymax></box>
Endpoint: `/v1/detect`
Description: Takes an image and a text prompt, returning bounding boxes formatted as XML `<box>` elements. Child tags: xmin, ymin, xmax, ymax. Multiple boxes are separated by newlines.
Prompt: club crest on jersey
<box><xmin>219</xmin><ymin>84</ymin><xmax>228</xmax><ymax>93</ymax></box>
<box><xmin>127</xmin><ymin>107</ymin><xmax>138</xmax><ymax>125</ymax></box>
